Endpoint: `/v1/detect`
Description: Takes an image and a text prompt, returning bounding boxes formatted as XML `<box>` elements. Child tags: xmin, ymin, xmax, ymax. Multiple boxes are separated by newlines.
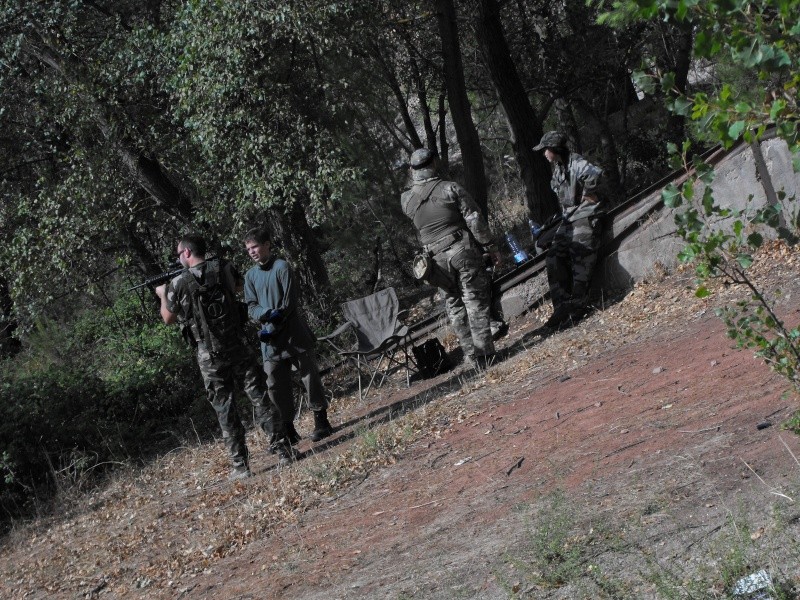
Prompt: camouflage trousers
<box><xmin>264</xmin><ymin>348</ymin><xmax>328</xmax><ymax>439</ymax></box>
<box><xmin>431</xmin><ymin>236</ymin><xmax>495</xmax><ymax>358</ymax></box>
<box><xmin>196</xmin><ymin>342</ymin><xmax>279</xmax><ymax>469</ymax></box>
<box><xmin>546</xmin><ymin>204</ymin><xmax>602</xmax><ymax>312</ymax></box>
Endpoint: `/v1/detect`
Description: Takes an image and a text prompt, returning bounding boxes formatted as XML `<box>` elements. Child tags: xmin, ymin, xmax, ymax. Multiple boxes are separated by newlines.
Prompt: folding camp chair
<box><xmin>319</xmin><ymin>287</ymin><xmax>417</xmax><ymax>401</ymax></box>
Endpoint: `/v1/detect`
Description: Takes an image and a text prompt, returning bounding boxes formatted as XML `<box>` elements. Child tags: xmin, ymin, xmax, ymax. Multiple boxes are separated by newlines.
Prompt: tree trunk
<box><xmin>438</xmin><ymin>93</ymin><xmax>450</xmax><ymax>176</ymax></box>
<box><xmin>365</xmin><ymin>236</ymin><xmax>383</xmax><ymax>294</ymax></box>
<box><xmin>436</xmin><ymin>0</ymin><xmax>489</xmax><ymax>216</ymax></box>
<box><xmin>370</xmin><ymin>41</ymin><xmax>423</xmax><ymax>151</ymax></box>
<box><xmin>269</xmin><ymin>204</ymin><xmax>331</xmax><ymax>314</ymax></box>
<box><xmin>123</xmin><ymin>225</ymin><xmax>166</xmax><ymax>279</ymax></box>
<box><xmin>410</xmin><ymin>55</ymin><xmax>439</xmax><ymax>154</ymax></box>
<box><xmin>24</xmin><ymin>37</ymin><xmax>195</xmax><ymax>224</ymax></box>
<box><xmin>575</xmin><ymin>98</ymin><xmax>625</xmax><ymax>204</ymax></box>
<box><xmin>0</xmin><ymin>276</ymin><xmax>20</xmax><ymax>359</ymax></box>
<box><xmin>555</xmin><ymin>98</ymin><xmax>582</xmax><ymax>153</ymax></box>
<box><xmin>475</xmin><ymin>0</ymin><xmax>558</xmax><ymax>224</ymax></box>
<box><xmin>664</xmin><ymin>21</ymin><xmax>694</xmax><ymax>145</ymax></box>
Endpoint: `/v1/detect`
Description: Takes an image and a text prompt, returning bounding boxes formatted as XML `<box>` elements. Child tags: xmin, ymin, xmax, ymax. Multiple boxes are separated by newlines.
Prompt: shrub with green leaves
<box><xmin>0</xmin><ymin>291</ymin><xmax>213</xmax><ymax>525</ymax></box>
<box><xmin>602</xmin><ymin>0</ymin><xmax>800</xmax><ymax>394</ymax></box>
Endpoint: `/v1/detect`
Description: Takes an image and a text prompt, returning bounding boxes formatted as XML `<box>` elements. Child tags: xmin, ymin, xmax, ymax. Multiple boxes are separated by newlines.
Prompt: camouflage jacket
<box><xmin>401</xmin><ymin>170</ymin><xmax>494</xmax><ymax>249</ymax></box>
<box><xmin>550</xmin><ymin>153</ymin><xmax>603</xmax><ymax>210</ymax></box>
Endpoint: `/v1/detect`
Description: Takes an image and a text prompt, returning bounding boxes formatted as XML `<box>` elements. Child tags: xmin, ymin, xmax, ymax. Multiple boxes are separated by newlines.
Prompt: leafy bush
<box><xmin>603</xmin><ymin>0</ymin><xmax>800</xmax><ymax>402</ymax></box>
<box><xmin>0</xmin><ymin>292</ymin><xmax>214</xmax><ymax>526</ymax></box>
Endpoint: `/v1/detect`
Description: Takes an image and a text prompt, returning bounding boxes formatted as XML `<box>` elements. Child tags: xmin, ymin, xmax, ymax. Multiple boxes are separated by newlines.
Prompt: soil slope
<box><xmin>2</xmin><ymin>245</ymin><xmax>800</xmax><ymax>599</ymax></box>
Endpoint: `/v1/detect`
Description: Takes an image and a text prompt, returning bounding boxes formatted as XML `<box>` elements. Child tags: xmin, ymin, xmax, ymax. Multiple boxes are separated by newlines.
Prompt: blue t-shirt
<box><xmin>244</xmin><ymin>256</ymin><xmax>315</xmax><ymax>362</ymax></box>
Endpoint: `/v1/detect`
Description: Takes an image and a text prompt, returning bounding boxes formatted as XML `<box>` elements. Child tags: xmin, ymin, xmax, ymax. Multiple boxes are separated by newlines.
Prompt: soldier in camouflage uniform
<box><xmin>155</xmin><ymin>234</ymin><xmax>291</xmax><ymax>481</ymax></box>
<box><xmin>533</xmin><ymin>131</ymin><xmax>605</xmax><ymax>329</ymax></box>
<box><xmin>401</xmin><ymin>148</ymin><xmax>502</xmax><ymax>367</ymax></box>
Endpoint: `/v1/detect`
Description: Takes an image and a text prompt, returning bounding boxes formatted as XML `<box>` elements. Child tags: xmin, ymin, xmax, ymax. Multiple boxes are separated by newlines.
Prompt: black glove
<box><xmin>265</xmin><ymin>308</ymin><xmax>283</xmax><ymax>324</ymax></box>
<box><xmin>259</xmin><ymin>308</ymin><xmax>283</xmax><ymax>324</ymax></box>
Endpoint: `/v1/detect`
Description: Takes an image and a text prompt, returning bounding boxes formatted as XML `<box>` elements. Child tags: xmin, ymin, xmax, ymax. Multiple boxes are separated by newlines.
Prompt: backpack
<box><xmin>182</xmin><ymin>260</ymin><xmax>242</xmax><ymax>354</ymax></box>
<box><xmin>412</xmin><ymin>338</ymin><xmax>452</xmax><ymax>379</ymax></box>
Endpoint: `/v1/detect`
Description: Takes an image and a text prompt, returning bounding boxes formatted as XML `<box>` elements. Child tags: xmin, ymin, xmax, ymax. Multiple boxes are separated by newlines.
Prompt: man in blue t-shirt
<box><xmin>243</xmin><ymin>227</ymin><xmax>334</xmax><ymax>453</ymax></box>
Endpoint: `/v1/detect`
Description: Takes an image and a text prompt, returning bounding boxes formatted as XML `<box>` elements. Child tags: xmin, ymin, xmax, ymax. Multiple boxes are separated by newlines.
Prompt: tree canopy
<box><xmin>5</xmin><ymin>0</ymin><xmax>797</xmax><ymax>521</ymax></box>
<box><xmin>0</xmin><ymin>0</ymin><xmax>686</xmax><ymax>329</ymax></box>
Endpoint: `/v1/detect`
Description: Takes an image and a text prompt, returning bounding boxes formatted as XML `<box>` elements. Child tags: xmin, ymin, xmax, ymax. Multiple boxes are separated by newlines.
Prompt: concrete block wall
<box><xmin>599</xmin><ymin>137</ymin><xmax>798</xmax><ymax>294</ymax></box>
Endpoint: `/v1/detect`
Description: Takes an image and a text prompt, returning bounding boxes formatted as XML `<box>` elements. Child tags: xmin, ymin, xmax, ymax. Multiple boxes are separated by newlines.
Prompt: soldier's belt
<box><xmin>424</xmin><ymin>230</ymin><xmax>463</xmax><ymax>255</ymax></box>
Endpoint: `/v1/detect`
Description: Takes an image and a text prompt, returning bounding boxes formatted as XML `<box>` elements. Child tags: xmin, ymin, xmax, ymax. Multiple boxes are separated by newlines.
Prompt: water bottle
<box><xmin>529</xmin><ymin>219</ymin><xmax>542</xmax><ymax>240</ymax></box>
<box><xmin>504</xmin><ymin>232</ymin><xmax>529</xmax><ymax>264</ymax></box>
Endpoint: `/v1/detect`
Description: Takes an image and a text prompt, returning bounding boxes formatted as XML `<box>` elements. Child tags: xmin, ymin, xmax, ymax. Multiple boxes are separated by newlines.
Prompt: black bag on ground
<box><xmin>413</xmin><ymin>338</ymin><xmax>452</xmax><ymax>379</ymax></box>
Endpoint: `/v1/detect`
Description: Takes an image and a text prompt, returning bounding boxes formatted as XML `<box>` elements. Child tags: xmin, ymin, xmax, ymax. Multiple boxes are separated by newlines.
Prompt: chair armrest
<box><xmin>318</xmin><ymin>321</ymin><xmax>353</xmax><ymax>341</ymax></box>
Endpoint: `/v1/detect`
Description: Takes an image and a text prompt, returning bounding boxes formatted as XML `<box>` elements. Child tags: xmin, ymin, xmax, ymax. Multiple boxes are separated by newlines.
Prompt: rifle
<box><xmin>128</xmin><ymin>262</ymin><xmax>185</xmax><ymax>293</ymax></box>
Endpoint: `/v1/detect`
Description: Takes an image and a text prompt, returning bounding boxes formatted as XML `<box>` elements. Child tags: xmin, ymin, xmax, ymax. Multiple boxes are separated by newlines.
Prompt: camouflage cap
<box><xmin>533</xmin><ymin>131</ymin><xmax>567</xmax><ymax>151</ymax></box>
<box><xmin>410</xmin><ymin>148</ymin><xmax>435</xmax><ymax>169</ymax></box>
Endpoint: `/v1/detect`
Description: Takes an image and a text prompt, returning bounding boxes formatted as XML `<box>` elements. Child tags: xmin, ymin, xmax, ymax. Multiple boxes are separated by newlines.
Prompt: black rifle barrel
<box><xmin>128</xmin><ymin>267</ymin><xmax>186</xmax><ymax>292</ymax></box>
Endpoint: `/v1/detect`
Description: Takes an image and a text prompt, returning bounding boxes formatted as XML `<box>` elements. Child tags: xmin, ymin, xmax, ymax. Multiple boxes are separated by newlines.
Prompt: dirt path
<box><xmin>2</xmin><ymin>252</ymin><xmax>800</xmax><ymax>599</ymax></box>
<box><xmin>181</xmin><ymin>262</ymin><xmax>800</xmax><ymax>599</ymax></box>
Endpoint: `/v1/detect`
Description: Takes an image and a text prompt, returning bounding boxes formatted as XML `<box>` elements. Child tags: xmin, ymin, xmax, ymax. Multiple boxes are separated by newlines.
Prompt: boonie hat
<box><xmin>533</xmin><ymin>131</ymin><xmax>567</xmax><ymax>151</ymax></box>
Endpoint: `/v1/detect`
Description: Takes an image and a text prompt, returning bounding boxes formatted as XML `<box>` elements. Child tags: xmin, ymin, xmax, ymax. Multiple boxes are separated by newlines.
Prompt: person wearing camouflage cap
<box><xmin>534</xmin><ymin>131</ymin><xmax>606</xmax><ymax>330</ymax></box>
<box><xmin>532</xmin><ymin>131</ymin><xmax>568</xmax><ymax>152</ymax></box>
<box><xmin>401</xmin><ymin>148</ymin><xmax>502</xmax><ymax>368</ymax></box>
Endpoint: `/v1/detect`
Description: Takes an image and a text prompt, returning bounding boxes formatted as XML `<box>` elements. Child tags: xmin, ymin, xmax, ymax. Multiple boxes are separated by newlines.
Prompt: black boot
<box><xmin>543</xmin><ymin>304</ymin><xmax>573</xmax><ymax>330</ymax></box>
<box><xmin>310</xmin><ymin>409</ymin><xmax>334</xmax><ymax>442</ymax></box>
<box><xmin>286</xmin><ymin>421</ymin><xmax>301</xmax><ymax>445</ymax></box>
<box><xmin>273</xmin><ymin>442</ymin><xmax>300</xmax><ymax>467</ymax></box>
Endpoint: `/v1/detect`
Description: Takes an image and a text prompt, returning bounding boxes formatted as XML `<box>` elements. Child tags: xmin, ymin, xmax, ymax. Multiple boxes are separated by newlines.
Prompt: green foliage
<box><xmin>783</xmin><ymin>410</ymin><xmax>800</xmax><ymax>434</ymax></box>
<box><xmin>614</xmin><ymin>1</ymin><xmax>799</xmax><ymax>150</ymax></box>
<box><xmin>165</xmin><ymin>0</ymin><xmax>361</xmax><ymax>237</ymax></box>
<box><xmin>71</xmin><ymin>292</ymin><xmax>188</xmax><ymax>387</ymax></box>
<box><xmin>0</xmin><ymin>1</ymin><xmax>188</xmax><ymax>325</ymax></box>
<box><xmin>605</xmin><ymin>0</ymin><xmax>800</xmax><ymax>395</ymax></box>
<box><xmin>716</xmin><ymin>299</ymin><xmax>800</xmax><ymax>388</ymax></box>
<box><xmin>501</xmin><ymin>490</ymin><xmax>800</xmax><ymax>598</ymax></box>
<box><xmin>0</xmin><ymin>292</ymin><xmax>210</xmax><ymax>525</ymax></box>
<box><xmin>664</xmin><ymin>146</ymin><xmax>800</xmax><ymax>392</ymax></box>
<box><xmin>643</xmin><ymin>510</ymin><xmax>800</xmax><ymax>599</ymax></box>
<box><xmin>0</xmin><ymin>0</ymin><xmax>378</xmax><ymax>329</ymax></box>
<box><xmin>533</xmin><ymin>497</ymin><xmax>577</xmax><ymax>578</ymax></box>
<box><xmin>512</xmin><ymin>491</ymin><xmax>588</xmax><ymax>588</ymax></box>
<box><xmin>0</xmin><ymin>451</ymin><xmax>16</xmax><ymax>485</ymax></box>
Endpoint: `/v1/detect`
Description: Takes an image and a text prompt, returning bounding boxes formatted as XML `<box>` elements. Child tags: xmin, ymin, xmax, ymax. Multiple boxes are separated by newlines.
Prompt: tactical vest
<box><xmin>403</xmin><ymin>179</ymin><xmax>464</xmax><ymax>247</ymax></box>
<box><xmin>181</xmin><ymin>260</ymin><xmax>242</xmax><ymax>355</ymax></box>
